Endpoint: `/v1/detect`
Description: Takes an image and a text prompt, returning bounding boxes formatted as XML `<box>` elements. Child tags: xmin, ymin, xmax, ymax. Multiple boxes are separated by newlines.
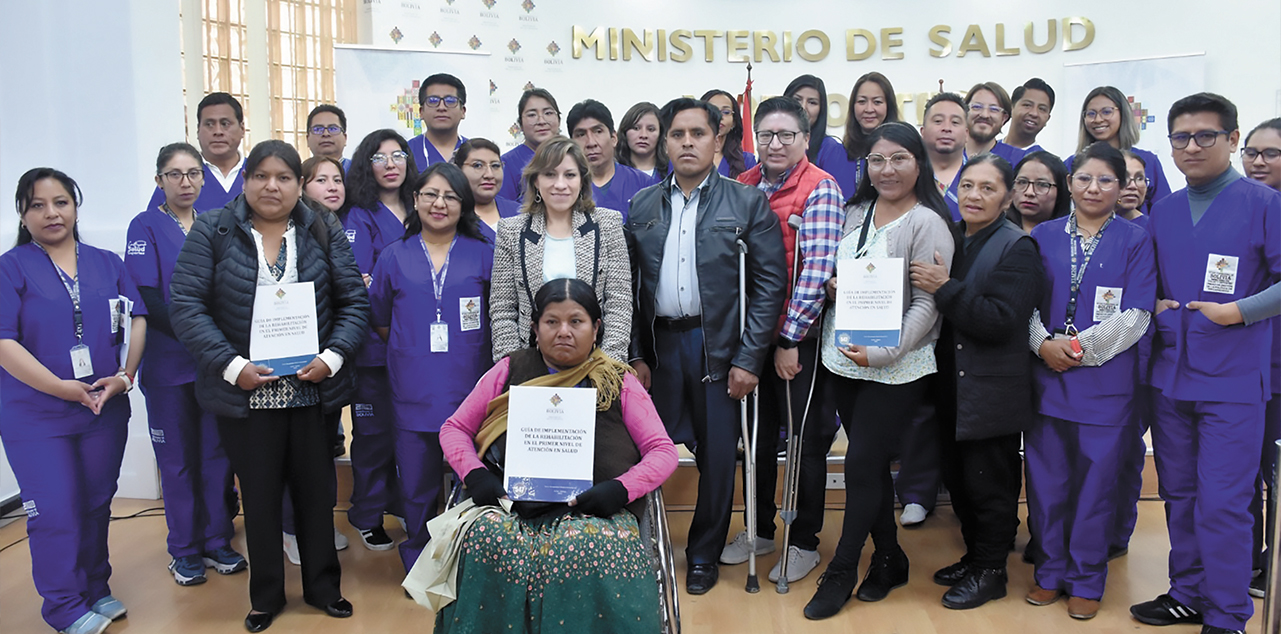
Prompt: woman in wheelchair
<box><xmin>437</xmin><ymin>277</ymin><xmax>678</xmax><ymax>633</ymax></box>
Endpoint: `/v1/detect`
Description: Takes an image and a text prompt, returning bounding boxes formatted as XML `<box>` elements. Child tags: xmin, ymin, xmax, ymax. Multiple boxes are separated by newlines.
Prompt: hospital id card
<box><xmin>1204</xmin><ymin>254</ymin><xmax>1238</xmax><ymax>295</ymax></box>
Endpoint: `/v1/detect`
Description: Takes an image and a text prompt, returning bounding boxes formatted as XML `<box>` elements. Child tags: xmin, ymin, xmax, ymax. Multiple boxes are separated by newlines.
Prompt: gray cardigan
<box><xmin>840</xmin><ymin>200</ymin><xmax>957</xmax><ymax>368</ymax></box>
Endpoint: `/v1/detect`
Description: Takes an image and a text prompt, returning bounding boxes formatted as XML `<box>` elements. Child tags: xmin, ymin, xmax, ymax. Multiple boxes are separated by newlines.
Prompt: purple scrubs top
<box><xmin>409</xmin><ymin>134</ymin><xmax>467</xmax><ymax>173</ymax></box>
<box><xmin>991</xmin><ymin>141</ymin><xmax>1044</xmax><ymax>168</ymax></box>
<box><xmin>0</xmin><ymin>243</ymin><xmax>147</xmax><ymax>440</ymax></box>
<box><xmin>125</xmin><ymin>207</ymin><xmax>199</xmax><ymax>386</ymax></box>
<box><xmin>497</xmin><ymin>143</ymin><xmax>537</xmax><ymax>202</ymax></box>
<box><xmin>591</xmin><ymin>163</ymin><xmax>658</xmax><ymax>223</ymax></box>
<box><xmin>1149</xmin><ymin>178</ymin><xmax>1281</xmax><ymax>403</ymax></box>
<box><xmin>1031</xmin><ymin>216</ymin><xmax>1158</xmax><ymax>425</ymax></box>
<box><xmin>368</xmin><ymin>234</ymin><xmax>494</xmax><ymax>432</ymax></box>
<box><xmin>478</xmin><ymin>197</ymin><xmax>522</xmax><ymax>244</ymax></box>
<box><xmin>147</xmin><ymin>163</ymin><xmax>243</xmax><ymax>213</ymax></box>
<box><xmin>816</xmin><ymin>136</ymin><xmax>858</xmax><ymax>202</ymax></box>
<box><xmin>1067</xmin><ymin>147</ymin><xmax>1172</xmax><ymax>213</ymax></box>
<box><xmin>717</xmin><ymin>153</ymin><xmax>758</xmax><ymax>178</ymax></box>
<box><xmin>344</xmin><ymin>202</ymin><xmax>409</xmax><ymax>367</ymax></box>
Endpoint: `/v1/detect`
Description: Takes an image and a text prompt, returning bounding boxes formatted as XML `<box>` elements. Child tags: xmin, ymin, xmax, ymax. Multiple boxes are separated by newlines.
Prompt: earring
<box><xmin>534</xmin><ymin>190</ymin><xmax>543</xmax><ymax>204</ymax></box>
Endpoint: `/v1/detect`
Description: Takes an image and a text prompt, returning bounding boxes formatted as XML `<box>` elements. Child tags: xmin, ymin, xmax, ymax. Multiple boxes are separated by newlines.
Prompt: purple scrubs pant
<box><xmin>393</xmin><ymin>429</ymin><xmax>446</xmax><ymax>571</ymax></box>
<box><xmin>1112</xmin><ymin>384</ymin><xmax>1155</xmax><ymax>552</ymax></box>
<box><xmin>347</xmin><ymin>365</ymin><xmax>401</xmax><ymax>530</ymax></box>
<box><xmin>143</xmin><ymin>381</ymin><xmax>235</xmax><ymax>558</ymax></box>
<box><xmin>1025</xmin><ymin>415</ymin><xmax>1126</xmax><ymax>600</ymax></box>
<box><xmin>1151</xmin><ymin>393</ymin><xmax>1264</xmax><ymax>631</ymax></box>
<box><xmin>6</xmin><ymin>417</ymin><xmax>128</xmax><ymax>631</ymax></box>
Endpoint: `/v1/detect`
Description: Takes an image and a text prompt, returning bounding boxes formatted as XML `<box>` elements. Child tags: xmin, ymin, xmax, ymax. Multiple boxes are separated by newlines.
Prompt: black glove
<box><xmin>571</xmin><ymin>480</ymin><xmax>629</xmax><ymax>518</ymax></box>
<box><xmin>464</xmin><ymin>468</ymin><xmax>506</xmax><ymax>508</ymax></box>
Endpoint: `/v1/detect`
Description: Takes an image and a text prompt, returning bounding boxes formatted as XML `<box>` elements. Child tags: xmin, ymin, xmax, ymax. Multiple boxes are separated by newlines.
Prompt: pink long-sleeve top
<box><xmin>440</xmin><ymin>357</ymin><xmax>678</xmax><ymax>502</ymax></box>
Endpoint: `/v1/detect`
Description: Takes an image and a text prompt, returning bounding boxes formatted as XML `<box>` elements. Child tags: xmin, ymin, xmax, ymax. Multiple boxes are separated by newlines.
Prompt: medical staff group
<box><xmin>0</xmin><ymin>65</ymin><xmax>1278</xmax><ymax>634</ymax></box>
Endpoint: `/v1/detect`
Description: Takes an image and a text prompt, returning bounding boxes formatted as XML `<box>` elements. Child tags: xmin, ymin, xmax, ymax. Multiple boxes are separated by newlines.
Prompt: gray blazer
<box><xmin>840</xmin><ymin>200</ymin><xmax>957</xmax><ymax>368</ymax></box>
<box><xmin>490</xmin><ymin>207</ymin><xmax>632</xmax><ymax>362</ymax></box>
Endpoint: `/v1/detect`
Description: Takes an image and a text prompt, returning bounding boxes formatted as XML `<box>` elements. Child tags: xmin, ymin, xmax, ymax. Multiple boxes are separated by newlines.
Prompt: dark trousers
<box><xmin>650</xmin><ymin>326</ymin><xmax>741</xmax><ymax>566</ymax></box>
<box><xmin>828</xmin><ymin>376</ymin><xmax>926</xmax><ymax>571</ymax></box>
<box><xmin>281</xmin><ymin>409</ymin><xmax>341</xmax><ymax>535</ymax></box>
<box><xmin>218</xmin><ymin>406</ymin><xmax>342</xmax><ymax>613</ymax></box>
<box><xmin>750</xmin><ymin>338</ymin><xmax>838</xmax><ymax>548</ymax></box>
<box><xmin>939</xmin><ymin>422</ymin><xmax>1023</xmax><ymax>570</ymax></box>
<box><xmin>1252</xmin><ymin>395</ymin><xmax>1281</xmax><ymax>570</ymax></box>
<box><xmin>894</xmin><ymin>399</ymin><xmax>943</xmax><ymax>511</ymax></box>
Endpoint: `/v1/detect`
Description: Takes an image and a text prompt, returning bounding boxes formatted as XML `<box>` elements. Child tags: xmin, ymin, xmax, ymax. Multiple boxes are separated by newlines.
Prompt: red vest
<box><xmin>738</xmin><ymin>156</ymin><xmax>835</xmax><ymax>335</ymax></box>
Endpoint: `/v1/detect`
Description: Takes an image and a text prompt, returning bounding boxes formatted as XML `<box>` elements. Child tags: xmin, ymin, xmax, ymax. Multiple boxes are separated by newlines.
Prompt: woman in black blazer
<box><xmin>170</xmin><ymin>140</ymin><xmax>370</xmax><ymax>632</ymax></box>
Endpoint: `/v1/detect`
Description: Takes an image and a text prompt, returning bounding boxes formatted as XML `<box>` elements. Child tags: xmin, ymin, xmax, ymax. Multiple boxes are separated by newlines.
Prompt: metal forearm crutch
<box><xmin>1264</xmin><ymin>439</ymin><xmax>1281</xmax><ymax>632</ymax></box>
<box><xmin>777</xmin><ymin>214</ymin><xmax>820</xmax><ymax>594</ymax></box>
<box><xmin>737</xmin><ymin>237</ymin><xmax>761</xmax><ymax>594</ymax></box>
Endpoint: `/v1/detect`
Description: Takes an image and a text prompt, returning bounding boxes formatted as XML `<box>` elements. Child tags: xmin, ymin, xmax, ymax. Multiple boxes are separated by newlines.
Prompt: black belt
<box><xmin>655</xmin><ymin>315</ymin><xmax>701</xmax><ymax>332</ymax></box>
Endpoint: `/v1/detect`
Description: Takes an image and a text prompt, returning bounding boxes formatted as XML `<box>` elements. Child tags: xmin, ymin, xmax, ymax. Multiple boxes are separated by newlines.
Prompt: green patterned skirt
<box><xmin>434</xmin><ymin>510</ymin><xmax>660</xmax><ymax>634</ymax></box>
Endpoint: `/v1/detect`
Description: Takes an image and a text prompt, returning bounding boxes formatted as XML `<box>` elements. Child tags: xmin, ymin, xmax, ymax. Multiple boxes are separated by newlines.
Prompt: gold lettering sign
<box><xmin>567</xmin><ymin>19</ymin><xmax>1095</xmax><ymax>62</ymax></box>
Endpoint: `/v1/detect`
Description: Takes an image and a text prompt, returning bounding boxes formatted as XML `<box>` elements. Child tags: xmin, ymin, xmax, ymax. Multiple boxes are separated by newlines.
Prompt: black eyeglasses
<box><xmin>1124</xmin><ymin>175</ymin><xmax>1152</xmax><ymax>188</ymax></box>
<box><xmin>424</xmin><ymin>95</ymin><xmax>462</xmax><ymax>109</ymax></box>
<box><xmin>1243</xmin><ymin>147</ymin><xmax>1281</xmax><ymax>162</ymax></box>
<box><xmin>309</xmin><ymin>124</ymin><xmax>344</xmax><ymax>136</ymax></box>
<box><xmin>1169</xmin><ymin>130</ymin><xmax>1230</xmax><ymax>150</ymax></box>
<box><xmin>755</xmin><ymin>130</ymin><xmax>800</xmax><ymax>146</ymax></box>
<box><xmin>160</xmin><ymin>169</ymin><xmax>205</xmax><ymax>183</ymax></box>
<box><xmin>1013</xmin><ymin>177</ymin><xmax>1055</xmax><ymax>194</ymax></box>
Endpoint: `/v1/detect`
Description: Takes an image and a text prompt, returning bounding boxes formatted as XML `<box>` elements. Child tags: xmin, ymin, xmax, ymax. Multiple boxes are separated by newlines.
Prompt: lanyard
<box><xmin>1065</xmin><ymin>212</ymin><xmax>1114</xmax><ymax>327</ymax></box>
<box><xmin>854</xmin><ymin>204</ymin><xmax>877</xmax><ymax>258</ymax></box>
<box><xmin>161</xmin><ymin>203</ymin><xmax>190</xmax><ymax>236</ymax></box>
<box><xmin>420</xmin><ymin>235</ymin><xmax>457</xmax><ymax>322</ymax></box>
<box><xmin>36</xmin><ymin>241</ymin><xmax>83</xmax><ymax>343</ymax></box>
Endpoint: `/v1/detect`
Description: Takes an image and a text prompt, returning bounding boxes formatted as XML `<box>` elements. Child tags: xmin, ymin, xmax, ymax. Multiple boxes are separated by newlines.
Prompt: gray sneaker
<box><xmin>769</xmin><ymin>545</ymin><xmax>822</xmax><ymax>583</ymax></box>
<box><xmin>719</xmin><ymin>531</ymin><xmax>775</xmax><ymax>565</ymax></box>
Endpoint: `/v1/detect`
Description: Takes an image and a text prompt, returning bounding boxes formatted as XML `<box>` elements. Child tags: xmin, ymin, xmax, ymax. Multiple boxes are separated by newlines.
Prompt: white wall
<box><xmin>0</xmin><ymin>0</ymin><xmax>185</xmax><ymax>500</ymax></box>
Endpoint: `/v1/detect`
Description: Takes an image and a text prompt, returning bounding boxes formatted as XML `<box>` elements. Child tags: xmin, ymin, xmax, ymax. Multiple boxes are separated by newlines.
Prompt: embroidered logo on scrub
<box><xmin>127</xmin><ymin>240</ymin><xmax>147</xmax><ymax>256</ymax></box>
<box><xmin>354</xmin><ymin>403</ymin><xmax>375</xmax><ymax>417</ymax></box>
<box><xmin>151</xmin><ymin>428</ymin><xmax>166</xmax><ymax>444</ymax></box>
<box><xmin>23</xmin><ymin>500</ymin><xmax>38</xmax><ymax>518</ymax></box>
<box><xmin>345</xmin><ymin>229</ymin><xmax>357</xmax><ymax>243</ymax></box>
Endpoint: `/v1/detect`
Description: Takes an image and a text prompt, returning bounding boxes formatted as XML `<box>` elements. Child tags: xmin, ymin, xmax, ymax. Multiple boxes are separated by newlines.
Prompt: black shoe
<box><xmin>309</xmin><ymin>598</ymin><xmax>352</xmax><ymax>618</ymax></box>
<box><xmin>941</xmin><ymin>567</ymin><xmax>1007</xmax><ymax>610</ymax></box>
<box><xmin>803</xmin><ymin>567</ymin><xmax>859</xmax><ymax>620</ymax></box>
<box><xmin>1129</xmin><ymin>593</ymin><xmax>1202</xmax><ymax>626</ymax></box>
<box><xmin>856</xmin><ymin>549</ymin><xmax>909</xmax><ymax>602</ymax></box>
<box><xmin>933</xmin><ymin>561</ymin><xmax>970</xmax><ymax>586</ymax></box>
<box><xmin>244</xmin><ymin>611</ymin><xmax>275</xmax><ymax>633</ymax></box>
<box><xmin>685</xmin><ymin>563</ymin><xmax>719</xmax><ymax>595</ymax></box>
<box><xmin>1200</xmin><ymin>627</ymin><xmax>1245</xmax><ymax>634</ymax></box>
<box><xmin>1249</xmin><ymin>571</ymin><xmax>1266</xmax><ymax>599</ymax></box>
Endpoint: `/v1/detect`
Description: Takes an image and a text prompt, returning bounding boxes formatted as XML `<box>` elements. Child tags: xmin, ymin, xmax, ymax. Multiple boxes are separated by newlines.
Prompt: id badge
<box><xmin>70</xmin><ymin>344</ymin><xmax>93</xmax><ymax>378</ymax></box>
<box><xmin>1093</xmin><ymin>286</ymin><xmax>1123</xmax><ymax>322</ymax></box>
<box><xmin>1204</xmin><ymin>254</ymin><xmax>1239</xmax><ymax>295</ymax></box>
<box><xmin>431</xmin><ymin>320</ymin><xmax>449</xmax><ymax>353</ymax></box>
<box><xmin>108</xmin><ymin>299</ymin><xmax>121</xmax><ymax>334</ymax></box>
<box><xmin>459</xmin><ymin>297</ymin><xmax>482</xmax><ymax>332</ymax></box>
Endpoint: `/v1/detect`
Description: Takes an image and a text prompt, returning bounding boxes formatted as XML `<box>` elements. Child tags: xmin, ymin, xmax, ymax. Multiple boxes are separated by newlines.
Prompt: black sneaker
<box><xmin>856</xmin><ymin>548</ymin><xmax>909</xmax><ymax>602</ymax></box>
<box><xmin>1249</xmin><ymin>572</ymin><xmax>1266</xmax><ymax>599</ymax></box>
<box><xmin>358</xmin><ymin>525</ymin><xmax>395</xmax><ymax>551</ymax></box>
<box><xmin>1130</xmin><ymin>593</ymin><xmax>1203</xmax><ymax>626</ymax></box>
<box><xmin>803</xmin><ymin>567</ymin><xmax>859</xmax><ymax>620</ymax></box>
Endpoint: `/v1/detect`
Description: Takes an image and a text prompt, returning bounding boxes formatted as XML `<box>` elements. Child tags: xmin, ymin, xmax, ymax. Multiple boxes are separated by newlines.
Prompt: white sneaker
<box><xmin>768</xmin><ymin>545</ymin><xmax>821</xmax><ymax>583</ymax></box>
<box><xmin>900</xmin><ymin>503</ymin><xmax>928</xmax><ymax>527</ymax></box>
<box><xmin>334</xmin><ymin>527</ymin><xmax>349</xmax><ymax>551</ymax></box>
<box><xmin>719</xmin><ymin>531</ymin><xmax>776</xmax><ymax>565</ymax></box>
<box><xmin>283</xmin><ymin>532</ymin><xmax>301</xmax><ymax>566</ymax></box>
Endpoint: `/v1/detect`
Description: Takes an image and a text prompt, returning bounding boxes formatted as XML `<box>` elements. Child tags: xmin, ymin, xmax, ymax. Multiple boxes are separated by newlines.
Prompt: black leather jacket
<box><xmin>626</xmin><ymin>171</ymin><xmax>786</xmax><ymax>381</ymax></box>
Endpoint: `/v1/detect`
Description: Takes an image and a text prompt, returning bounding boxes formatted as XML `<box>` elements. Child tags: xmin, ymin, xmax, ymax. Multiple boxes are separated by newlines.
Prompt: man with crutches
<box><xmin>730</xmin><ymin>97</ymin><xmax>845</xmax><ymax>590</ymax></box>
<box><xmin>627</xmin><ymin>97</ymin><xmax>787</xmax><ymax>595</ymax></box>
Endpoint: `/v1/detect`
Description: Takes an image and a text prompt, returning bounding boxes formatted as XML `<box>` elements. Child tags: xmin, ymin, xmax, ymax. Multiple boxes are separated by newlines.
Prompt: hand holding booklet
<box><xmin>249</xmin><ymin>282</ymin><xmax>319</xmax><ymax>376</ymax></box>
<box><xmin>503</xmin><ymin>385</ymin><xmax>597</xmax><ymax>502</ymax></box>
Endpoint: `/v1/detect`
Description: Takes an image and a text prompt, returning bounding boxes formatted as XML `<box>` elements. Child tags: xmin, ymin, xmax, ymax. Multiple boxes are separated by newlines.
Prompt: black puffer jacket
<box><xmin>169</xmin><ymin>195</ymin><xmax>370</xmax><ymax>418</ymax></box>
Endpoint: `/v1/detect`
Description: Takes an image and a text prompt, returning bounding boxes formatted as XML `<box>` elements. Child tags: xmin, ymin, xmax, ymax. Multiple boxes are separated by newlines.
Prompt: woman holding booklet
<box><xmin>437</xmin><ymin>277</ymin><xmax>677</xmax><ymax>634</ymax></box>
<box><xmin>806</xmin><ymin>122</ymin><xmax>956</xmax><ymax>620</ymax></box>
<box><xmin>170</xmin><ymin>140</ymin><xmax>369</xmax><ymax>633</ymax></box>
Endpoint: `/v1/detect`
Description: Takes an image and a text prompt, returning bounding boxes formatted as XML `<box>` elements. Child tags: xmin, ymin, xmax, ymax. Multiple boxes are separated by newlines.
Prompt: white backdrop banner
<box><xmin>1062</xmin><ymin>53</ymin><xmax>1206</xmax><ymax>191</ymax></box>
<box><xmin>334</xmin><ymin>45</ymin><xmax>492</xmax><ymax>149</ymax></box>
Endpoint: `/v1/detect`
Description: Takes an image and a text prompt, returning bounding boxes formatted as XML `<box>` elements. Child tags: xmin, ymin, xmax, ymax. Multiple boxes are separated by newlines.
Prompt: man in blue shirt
<box><xmin>1002</xmin><ymin>78</ymin><xmax>1054</xmax><ymax>162</ymax></box>
<box><xmin>567</xmin><ymin>99</ymin><xmax>656</xmax><ymax>222</ymax></box>
<box><xmin>306</xmin><ymin>104</ymin><xmax>350</xmax><ymax>172</ymax></box>
<box><xmin>408</xmin><ymin>73</ymin><xmax>467</xmax><ymax>170</ymax></box>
